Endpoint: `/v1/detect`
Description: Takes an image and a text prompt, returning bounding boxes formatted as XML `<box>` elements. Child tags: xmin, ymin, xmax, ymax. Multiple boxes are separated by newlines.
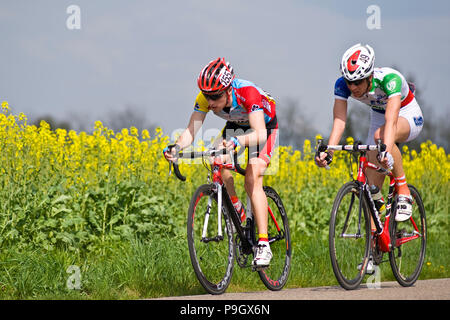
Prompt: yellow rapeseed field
<box><xmin>0</xmin><ymin>103</ymin><xmax>448</xmax><ymax>252</ymax></box>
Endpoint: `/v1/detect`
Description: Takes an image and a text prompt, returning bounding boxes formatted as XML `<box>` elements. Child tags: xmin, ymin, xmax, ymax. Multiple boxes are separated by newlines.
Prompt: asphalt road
<box><xmin>155</xmin><ymin>278</ymin><xmax>450</xmax><ymax>300</ymax></box>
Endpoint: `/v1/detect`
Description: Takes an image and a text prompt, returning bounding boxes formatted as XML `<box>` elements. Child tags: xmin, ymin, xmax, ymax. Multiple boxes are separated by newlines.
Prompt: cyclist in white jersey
<box><xmin>315</xmin><ymin>43</ymin><xmax>424</xmax><ymax>224</ymax></box>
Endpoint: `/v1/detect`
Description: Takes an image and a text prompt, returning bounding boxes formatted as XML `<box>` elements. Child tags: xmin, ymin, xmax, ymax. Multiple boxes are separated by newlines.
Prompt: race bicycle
<box><xmin>168</xmin><ymin>147</ymin><xmax>291</xmax><ymax>294</ymax></box>
<box><xmin>316</xmin><ymin>139</ymin><xmax>426</xmax><ymax>290</ymax></box>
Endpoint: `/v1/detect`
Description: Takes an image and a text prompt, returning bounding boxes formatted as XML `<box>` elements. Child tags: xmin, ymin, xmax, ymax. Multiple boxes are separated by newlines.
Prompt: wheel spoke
<box><xmin>329</xmin><ymin>182</ymin><xmax>371</xmax><ymax>290</ymax></box>
<box><xmin>389</xmin><ymin>185</ymin><xmax>426</xmax><ymax>287</ymax></box>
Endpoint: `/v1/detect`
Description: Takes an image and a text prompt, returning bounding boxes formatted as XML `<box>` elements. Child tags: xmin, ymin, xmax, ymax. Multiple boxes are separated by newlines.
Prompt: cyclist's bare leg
<box><xmin>366</xmin><ymin>116</ymin><xmax>411</xmax><ymax>227</ymax></box>
<box><xmin>245</xmin><ymin>158</ymin><xmax>273</xmax><ymax>266</ymax></box>
<box><xmin>367</xmin><ymin>117</ymin><xmax>410</xmax><ymax>185</ymax></box>
<box><xmin>212</xmin><ymin>136</ymin><xmax>239</xmax><ymax>198</ymax></box>
<box><xmin>221</xmin><ymin>168</ymin><xmax>238</xmax><ymax>198</ymax></box>
<box><xmin>369</xmin><ymin>116</ymin><xmax>411</xmax><ymax>192</ymax></box>
<box><xmin>244</xmin><ymin>158</ymin><xmax>268</xmax><ymax>238</ymax></box>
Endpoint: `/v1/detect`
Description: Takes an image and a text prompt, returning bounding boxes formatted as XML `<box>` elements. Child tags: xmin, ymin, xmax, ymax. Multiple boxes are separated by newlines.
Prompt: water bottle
<box><xmin>370</xmin><ymin>185</ymin><xmax>386</xmax><ymax>216</ymax></box>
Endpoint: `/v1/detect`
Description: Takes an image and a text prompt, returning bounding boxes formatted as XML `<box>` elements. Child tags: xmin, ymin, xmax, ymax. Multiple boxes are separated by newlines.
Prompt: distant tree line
<box><xmin>29</xmin><ymin>74</ymin><xmax>449</xmax><ymax>153</ymax></box>
<box><xmin>32</xmin><ymin>104</ymin><xmax>156</xmax><ymax>138</ymax></box>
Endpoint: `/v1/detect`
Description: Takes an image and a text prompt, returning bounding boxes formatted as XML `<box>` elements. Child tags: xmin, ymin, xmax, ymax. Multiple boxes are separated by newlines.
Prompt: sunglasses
<box><xmin>202</xmin><ymin>91</ymin><xmax>225</xmax><ymax>101</ymax></box>
<box><xmin>345</xmin><ymin>79</ymin><xmax>365</xmax><ymax>86</ymax></box>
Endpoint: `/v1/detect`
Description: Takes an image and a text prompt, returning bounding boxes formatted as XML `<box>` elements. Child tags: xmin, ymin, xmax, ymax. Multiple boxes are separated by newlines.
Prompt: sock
<box><xmin>231</xmin><ymin>196</ymin><xmax>246</xmax><ymax>223</ymax></box>
<box><xmin>258</xmin><ymin>233</ymin><xmax>269</xmax><ymax>244</ymax></box>
<box><xmin>395</xmin><ymin>175</ymin><xmax>410</xmax><ymax>196</ymax></box>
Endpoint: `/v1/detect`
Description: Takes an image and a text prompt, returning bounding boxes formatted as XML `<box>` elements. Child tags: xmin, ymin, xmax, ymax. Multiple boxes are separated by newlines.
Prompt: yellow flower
<box><xmin>1</xmin><ymin>101</ymin><xmax>9</xmax><ymax>112</ymax></box>
<box><xmin>95</xmin><ymin>120</ymin><xmax>103</xmax><ymax>129</ymax></box>
<box><xmin>130</xmin><ymin>126</ymin><xmax>138</xmax><ymax>137</ymax></box>
<box><xmin>142</xmin><ymin>129</ymin><xmax>150</xmax><ymax>140</ymax></box>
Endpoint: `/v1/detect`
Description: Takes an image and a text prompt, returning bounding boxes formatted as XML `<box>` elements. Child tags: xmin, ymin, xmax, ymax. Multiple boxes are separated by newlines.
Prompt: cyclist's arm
<box><xmin>237</xmin><ymin>110</ymin><xmax>267</xmax><ymax>147</ymax></box>
<box><xmin>383</xmin><ymin>95</ymin><xmax>401</xmax><ymax>153</ymax></box>
<box><xmin>175</xmin><ymin>111</ymin><xmax>206</xmax><ymax>149</ymax></box>
<box><xmin>328</xmin><ymin>98</ymin><xmax>348</xmax><ymax>155</ymax></box>
<box><xmin>315</xmin><ymin>99</ymin><xmax>347</xmax><ymax>167</ymax></box>
<box><xmin>226</xmin><ymin>111</ymin><xmax>267</xmax><ymax>150</ymax></box>
<box><xmin>229</xmin><ymin>86</ymin><xmax>268</xmax><ymax>148</ymax></box>
<box><xmin>327</xmin><ymin>77</ymin><xmax>350</xmax><ymax>154</ymax></box>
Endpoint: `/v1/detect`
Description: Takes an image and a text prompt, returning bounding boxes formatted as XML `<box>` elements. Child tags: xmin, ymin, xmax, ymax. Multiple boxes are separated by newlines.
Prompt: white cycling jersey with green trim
<box><xmin>334</xmin><ymin>67</ymin><xmax>414</xmax><ymax>112</ymax></box>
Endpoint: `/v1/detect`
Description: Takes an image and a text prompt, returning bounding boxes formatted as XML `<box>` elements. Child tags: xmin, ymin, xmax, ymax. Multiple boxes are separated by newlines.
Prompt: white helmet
<box><xmin>340</xmin><ymin>43</ymin><xmax>375</xmax><ymax>81</ymax></box>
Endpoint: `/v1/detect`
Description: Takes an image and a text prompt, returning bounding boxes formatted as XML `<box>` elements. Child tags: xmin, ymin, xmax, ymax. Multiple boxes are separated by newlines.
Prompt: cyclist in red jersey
<box><xmin>164</xmin><ymin>58</ymin><xmax>278</xmax><ymax>267</ymax></box>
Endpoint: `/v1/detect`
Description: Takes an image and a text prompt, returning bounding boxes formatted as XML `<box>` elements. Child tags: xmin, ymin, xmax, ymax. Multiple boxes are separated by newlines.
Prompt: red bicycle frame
<box><xmin>356</xmin><ymin>153</ymin><xmax>420</xmax><ymax>252</ymax></box>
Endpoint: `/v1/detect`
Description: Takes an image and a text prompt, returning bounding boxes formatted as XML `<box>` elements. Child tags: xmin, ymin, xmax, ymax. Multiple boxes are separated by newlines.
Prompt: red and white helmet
<box><xmin>197</xmin><ymin>57</ymin><xmax>235</xmax><ymax>93</ymax></box>
<box><xmin>340</xmin><ymin>44</ymin><xmax>375</xmax><ymax>81</ymax></box>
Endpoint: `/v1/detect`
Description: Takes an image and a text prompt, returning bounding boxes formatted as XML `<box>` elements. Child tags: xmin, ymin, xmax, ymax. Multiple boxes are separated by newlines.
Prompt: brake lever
<box><xmin>376</xmin><ymin>139</ymin><xmax>387</xmax><ymax>160</ymax></box>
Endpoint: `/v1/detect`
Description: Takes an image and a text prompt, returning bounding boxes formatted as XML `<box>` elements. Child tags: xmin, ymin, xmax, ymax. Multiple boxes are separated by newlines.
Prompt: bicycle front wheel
<box><xmin>257</xmin><ymin>186</ymin><xmax>292</xmax><ymax>291</ymax></box>
<box><xmin>389</xmin><ymin>184</ymin><xmax>426</xmax><ymax>287</ymax></box>
<box><xmin>329</xmin><ymin>181</ymin><xmax>371</xmax><ymax>290</ymax></box>
<box><xmin>187</xmin><ymin>184</ymin><xmax>235</xmax><ymax>294</ymax></box>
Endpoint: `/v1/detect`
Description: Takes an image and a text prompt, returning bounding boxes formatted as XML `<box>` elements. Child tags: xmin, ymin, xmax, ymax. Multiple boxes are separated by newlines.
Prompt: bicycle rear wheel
<box><xmin>187</xmin><ymin>184</ymin><xmax>235</xmax><ymax>294</ymax></box>
<box><xmin>257</xmin><ymin>186</ymin><xmax>292</xmax><ymax>291</ymax></box>
<box><xmin>329</xmin><ymin>181</ymin><xmax>371</xmax><ymax>290</ymax></box>
<box><xmin>389</xmin><ymin>184</ymin><xmax>426</xmax><ymax>287</ymax></box>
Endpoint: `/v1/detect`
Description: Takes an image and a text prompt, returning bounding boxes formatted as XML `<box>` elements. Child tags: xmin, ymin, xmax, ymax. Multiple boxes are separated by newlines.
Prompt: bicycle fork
<box><xmin>340</xmin><ymin>185</ymin><xmax>364</xmax><ymax>239</ymax></box>
<box><xmin>201</xmin><ymin>183</ymin><xmax>248</xmax><ymax>243</ymax></box>
<box><xmin>201</xmin><ymin>183</ymin><xmax>224</xmax><ymax>243</ymax></box>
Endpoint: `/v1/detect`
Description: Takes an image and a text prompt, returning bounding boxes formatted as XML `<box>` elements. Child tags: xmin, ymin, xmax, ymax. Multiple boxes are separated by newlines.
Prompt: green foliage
<box><xmin>0</xmin><ymin>176</ymin><xmax>182</xmax><ymax>253</ymax></box>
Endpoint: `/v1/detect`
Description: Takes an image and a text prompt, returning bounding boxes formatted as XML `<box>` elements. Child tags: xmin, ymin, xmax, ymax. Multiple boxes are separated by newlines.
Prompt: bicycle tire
<box><xmin>389</xmin><ymin>184</ymin><xmax>426</xmax><ymax>287</ymax></box>
<box><xmin>187</xmin><ymin>184</ymin><xmax>235</xmax><ymax>294</ymax></box>
<box><xmin>257</xmin><ymin>186</ymin><xmax>292</xmax><ymax>291</ymax></box>
<box><xmin>329</xmin><ymin>181</ymin><xmax>371</xmax><ymax>290</ymax></box>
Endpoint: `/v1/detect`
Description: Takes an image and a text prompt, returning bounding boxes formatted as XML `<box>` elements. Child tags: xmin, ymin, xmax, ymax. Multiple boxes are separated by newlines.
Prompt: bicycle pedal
<box><xmin>251</xmin><ymin>264</ymin><xmax>269</xmax><ymax>272</ymax></box>
<box><xmin>365</xmin><ymin>269</ymin><xmax>376</xmax><ymax>276</ymax></box>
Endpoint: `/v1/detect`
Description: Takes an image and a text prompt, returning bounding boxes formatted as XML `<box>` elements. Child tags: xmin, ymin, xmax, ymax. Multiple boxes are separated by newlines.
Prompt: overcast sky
<box><xmin>1</xmin><ymin>0</ymin><xmax>449</xmax><ymax>140</ymax></box>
